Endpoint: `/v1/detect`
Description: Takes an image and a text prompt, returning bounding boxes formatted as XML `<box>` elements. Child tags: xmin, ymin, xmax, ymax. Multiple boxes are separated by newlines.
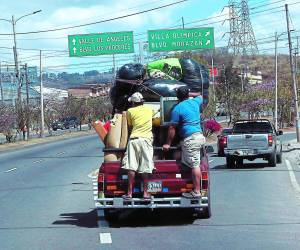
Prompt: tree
<box><xmin>203</xmin><ymin>86</ymin><xmax>216</xmax><ymax>119</ymax></box>
<box><xmin>0</xmin><ymin>104</ymin><xmax>17</xmax><ymax>142</ymax></box>
<box><xmin>216</xmin><ymin>61</ymin><xmax>244</xmax><ymax>124</ymax></box>
<box><xmin>242</xmin><ymin>81</ymin><xmax>274</xmax><ymax>119</ymax></box>
<box><xmin>278</xmin><ymin>79</ymin><xmax>293</xmax><ymax>128</ymax></box>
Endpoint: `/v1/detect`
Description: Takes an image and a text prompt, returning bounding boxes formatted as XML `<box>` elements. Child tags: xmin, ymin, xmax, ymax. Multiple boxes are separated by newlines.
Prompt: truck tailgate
<box><xmin>227</xmin><ymin>134</ymin><xmax>269</xmax><ymax>150</ymax></box>
<box><xmin>99</xmin><ymin>159</ymin><xmax>209</xmax><ymax>197</ymax></box>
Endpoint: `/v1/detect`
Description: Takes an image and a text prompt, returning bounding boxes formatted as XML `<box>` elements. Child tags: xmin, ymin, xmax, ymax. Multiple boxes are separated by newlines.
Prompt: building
<box><xmin>0</xmin><ymin>82</ymin><xmax>40</xmax><ymax>105</ymax></box>
<box><xmin>32</xmin><ymin>86</ymin><xmax>68</xmax><ymax>100</ymax></box>
<box><xmin>27</xmin><ymin>66</ymin><xmax>38</xmax><ymax>84</ymax></box>
<box><xmin>68</xmin><ymin>84</ymin><xmax>111</xmax><ymax>98</ymax></box>
<box><xmin>245</xmin><ymin>71</ymin><xmax>263</xmax><ymax>85</ymax></box>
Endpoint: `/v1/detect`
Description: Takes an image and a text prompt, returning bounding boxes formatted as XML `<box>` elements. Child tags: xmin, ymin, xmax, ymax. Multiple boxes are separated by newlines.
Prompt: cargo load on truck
<box><xmin>109</xmin><ymin>58</ymin><xmax>210</xmax><ymax>110</ymax></box>
<box><xmin>92</xmin><ymin>58</ymin><xmax>214</xmax><ymax>222</ymax></box>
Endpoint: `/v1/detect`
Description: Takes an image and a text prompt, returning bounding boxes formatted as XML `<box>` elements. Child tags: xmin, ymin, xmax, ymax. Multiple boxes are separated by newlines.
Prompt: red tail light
<box><xmin>268</xmin><ymin>134</ymin><xmax>273</xmax><ymax>146</ymax></box>
<box><xmin>201</xmin><ymin>171</ymin><xmax>209</xmax><ymax>190</ymax></box>
<box><xmin>106</xmin><ymin>175</ymin><xmax>118</xmax><ymax>181</ymax></box>
<box><xmin>98</xmin><ymin>173</ymin><xmax>104</xmax><ymax>182</ymax></box>
<box><xmin>202</xmin><ymin>171</ymin><xmax>208</xmax><ymax>180</ymax></box>
<box><xmin>98</xmin><ymin>173</ymin><xmax>104</xmax><ymax>192</ymax></box>
<box><xmin>222</xmin><ymin>136</ymin><xmax>228</xmax><ymax>148</ymax></box>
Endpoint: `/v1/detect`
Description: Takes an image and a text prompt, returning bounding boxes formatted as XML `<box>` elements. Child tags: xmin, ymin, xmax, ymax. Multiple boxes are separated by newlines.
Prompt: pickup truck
<box><xmin>223</xmin><ymin>119</ymin><xmax>283</xmax><ymax>168</ymax></box>
<box><xmin>95</xmin><ymin>141</ymin><xmax>213</xmax><ymax>221</ymax></box>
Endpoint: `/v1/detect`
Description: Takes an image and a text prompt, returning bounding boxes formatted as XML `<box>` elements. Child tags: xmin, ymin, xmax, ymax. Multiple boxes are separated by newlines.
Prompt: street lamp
<box><xmin>0</xmin><ymin>10</ymin><xmax>42</xmax><ymax>102</ymax></box>
<box><xmin>274</xmin><ymin>31</ymin><xmax>286</xmax><ymax>131</ymax></box>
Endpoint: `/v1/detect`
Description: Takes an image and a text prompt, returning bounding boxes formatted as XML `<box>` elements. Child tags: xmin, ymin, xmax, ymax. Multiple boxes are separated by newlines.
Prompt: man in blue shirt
<box><xmin>163</xmin><ymin>86</ymin><xmax>206</xmax><ymax>198</ymax></box>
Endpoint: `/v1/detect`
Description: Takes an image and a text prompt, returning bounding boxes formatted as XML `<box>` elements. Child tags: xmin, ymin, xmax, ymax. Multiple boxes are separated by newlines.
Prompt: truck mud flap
<box><xmin>95</xmin><ymin>197</ymin><xmax>208</xmax><ymax>209</ymax></box>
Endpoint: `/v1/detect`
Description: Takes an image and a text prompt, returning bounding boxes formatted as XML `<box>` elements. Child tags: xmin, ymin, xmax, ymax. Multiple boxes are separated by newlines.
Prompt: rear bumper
<box><xmin>224</xmin><ymin>148</ymin><xmax>274</xmax><ymax>157</ymax></box>
<box><xmin>95</xmin><ymin>196</ymin><xmax>208</xmax><ymax>209</ymax></box>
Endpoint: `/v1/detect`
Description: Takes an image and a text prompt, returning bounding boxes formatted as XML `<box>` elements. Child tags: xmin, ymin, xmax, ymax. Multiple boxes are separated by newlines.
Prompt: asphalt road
<box><xmin>1</xmin><ymin>132</ymin><xmax>300</xmax><ymax>250</ymax></box>
<box><xmin>0</xmin><ymin>134</ymin><xmax>103</xmax><ymax>250</ymax></box>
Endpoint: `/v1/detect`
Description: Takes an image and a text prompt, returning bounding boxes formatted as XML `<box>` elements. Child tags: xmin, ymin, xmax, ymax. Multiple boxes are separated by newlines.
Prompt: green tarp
<box><xmin>147</xmin><ymin>58</ymin><xmax>182</xmax><ymax>80</ymax></box>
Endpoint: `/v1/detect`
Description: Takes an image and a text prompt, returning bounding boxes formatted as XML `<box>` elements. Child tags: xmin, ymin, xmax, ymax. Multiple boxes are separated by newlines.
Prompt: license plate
<box><xmin>147</xmin><ymin>181</ymin><xmax>162</xmax><ymax>193</ymax></box>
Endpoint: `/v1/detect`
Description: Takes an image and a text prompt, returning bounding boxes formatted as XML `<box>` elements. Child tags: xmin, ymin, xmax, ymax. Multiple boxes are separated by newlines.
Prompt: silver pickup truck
<box><xmin>224</xmin><ymin>120</ymin><xmax>283</xmax><ymax>168</ymax></box>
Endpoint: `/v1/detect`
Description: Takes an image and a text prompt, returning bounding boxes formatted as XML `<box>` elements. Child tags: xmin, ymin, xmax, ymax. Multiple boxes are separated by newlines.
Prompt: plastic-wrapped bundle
<box><xmin>114</xmin><ymin>78</ymin><xmax>139</xmax><ymax>95</ymax></box>
<box><xmin>109</xmin><ymin>85</ymin><xmax>132</xmax><ymax>112</ymax></box>
<box><xmin>147</xmin><ymin>58</ymin><xmax>182</xmax><ymax>80</ymax></box>
<box><xmin>137</xmin><ymin>79</ymin><xmax>187</xmax><ymax>102</ymax></box>
<box><xmin>179</xmin><ymin>58</ymin><xmax>210</xmax><ymax>91</ymax></box>
<box><xmin>203</xmin><ymin>88</ymin><xmax>209</xmax><ymax>99</ymax></box>
<box><xmin>118</xmin><ymin>63</ymin><xmax>146</xmax><ymax>80</ymax></box>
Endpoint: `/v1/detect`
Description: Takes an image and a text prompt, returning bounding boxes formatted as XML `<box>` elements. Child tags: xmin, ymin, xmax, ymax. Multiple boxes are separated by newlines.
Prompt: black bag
<box><xmin>114</xmin><ymin>79</ymin><xmax>138</xmax><ymax>95</ymax></box>
<box><xmin>203</xmin><ymin>88</ymin><xmax>209</xmax><ymax>98</ymax></box>
<box><xmin>137</xmin><ymin>79</ymin><xmax>187</xmax><ymax>102</ymax></box>
<box><xmin>117</xmin><ymin>63</ymin><xmax>146</xmax><ymax>80</ymax></box>
<box><xmin>109</xmin><ymin>85</ymin><xmax>133</xmax><ymax>111</ymax></box>
<box><xmin>179</xmin><ymin>58</ymin><xmax>210</xmax><ymax>91</ymax></box>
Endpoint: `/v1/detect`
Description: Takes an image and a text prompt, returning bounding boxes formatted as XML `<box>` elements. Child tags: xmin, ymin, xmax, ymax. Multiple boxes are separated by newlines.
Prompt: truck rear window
<box><xmin>233</xmin><ymin>122</ymin><xmax>273</xmax><ymax>133</ymax></box>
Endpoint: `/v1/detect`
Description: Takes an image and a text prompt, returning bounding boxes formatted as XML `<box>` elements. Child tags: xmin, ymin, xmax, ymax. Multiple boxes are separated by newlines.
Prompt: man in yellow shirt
<box><xmin>122</xmin><ymin>92</ymin><xmax>154</xmax><ymax>200</ymax></box>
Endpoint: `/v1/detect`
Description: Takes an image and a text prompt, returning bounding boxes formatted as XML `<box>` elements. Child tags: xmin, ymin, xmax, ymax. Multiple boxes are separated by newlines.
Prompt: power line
<box><xmin>249</xmin><ymin>0</ymin><xmax>286</xmax><ymax>10</ymax></box>
<box><xmin>0</xmin><ymin>0</ymin><xmax>188</xmax><ymax>36</ymax></box>
<box><xmin>0</xmin><ymin>2</ymin><xmax>292</xmax><ymax>44</ymax></box>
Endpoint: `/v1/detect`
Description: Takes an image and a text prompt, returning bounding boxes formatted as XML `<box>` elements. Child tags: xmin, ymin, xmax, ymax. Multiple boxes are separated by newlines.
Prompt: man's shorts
<box><xmin>122</xmin><ymin>137</ymin><xmax>154</xmax><ymax>174</ymax></box>
<box><xmin>181</xmin><ymin>132</ymin><xmax>206</xmax><ymax>168</ymax></box>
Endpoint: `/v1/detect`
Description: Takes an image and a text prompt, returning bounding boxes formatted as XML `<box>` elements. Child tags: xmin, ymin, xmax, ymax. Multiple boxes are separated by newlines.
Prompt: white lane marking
<box><xmin>4</xmin><ymin>168</ymin><xmax>17</xmax><ymax>173</ymax></box>
<box><xmin>209</xmin><ymin>160</ymin><xmax>214</xmax><ymax>163</ymax></box>
<box><xmin>285</xmin><ymin>159</ymin><xmax>300</xmax><ymax>199</ymax></box>
<box><xmin>97</xmin><ymin>209</ymin><xmax>110</xmax><ymax>228</ymax></box>
<box><xmin>93</xmin><ymin>191</ymin><xmax>98</xmax><ymax>195</ymax></box>
<box><xmin>99</xmin><ymin>233</ymin><xmax>112</xmax><ymax>244</ymax></box>
<box><xmin>57</xmin><ymin>151</ymin><xmax>65</xmax><ymax>156</ymax></box>
<box><xmin>33</xmin><ymin>160</ymin><xmax>44</xmax><ymax>164</ymax></box>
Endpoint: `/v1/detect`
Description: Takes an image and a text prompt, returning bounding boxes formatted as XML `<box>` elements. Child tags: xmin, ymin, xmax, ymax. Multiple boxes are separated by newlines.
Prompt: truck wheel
<box><xmin>201</xmin><ymin>190</ymin><xmax>211</xmax><ymax>219</ymax></box>
<box><xmin>268</xmin><ymin>152</ymin><xmax>276</xmax><ymax>167</ymax></box>
<box><xmin>276</xmin><ymin>148</ymin><xmax>282</xmax><ymax>164</ymax></box>
<box><xmin>226</xmin><ymin>156</ymin><xmax>236</xmax><ymax>168</ymax></box>
<box><xmin>236</xmin><ymin>158</ymin><xmax>243</xmax><ymax>167</ymax></box>
<box><xmin>193</xmin><ymin>191</ymin><xmax>211</xmax><ymax>219</ymax></box>
<box><xmin>104</xmin><ymin>209</ymin><xmax>119</xmax><ymax>222</ymax></box>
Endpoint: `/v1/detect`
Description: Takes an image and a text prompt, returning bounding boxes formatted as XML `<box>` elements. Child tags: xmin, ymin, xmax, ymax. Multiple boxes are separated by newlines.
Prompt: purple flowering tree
<box><xmin>243</xmin><ymin>81</ymin><xmax>275</xmax><ymax>119</ymax></box>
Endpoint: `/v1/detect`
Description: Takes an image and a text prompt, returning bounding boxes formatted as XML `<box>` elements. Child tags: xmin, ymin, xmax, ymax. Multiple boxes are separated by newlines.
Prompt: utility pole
<box><xmin>139</xmin><ymin>41</ymin><xmax>145</xmax><ymax>65</ymax></box>
<box><xmin>295</xmin><ymin>36</ymin><xmax>299</xmax><ymax>87</ymax></box>
<box><xmin>181</xmin><ymin>17</ymin><xmax>187</xmax><ymax>58</ymax></box>
<box><xmin>25</xmin><ymin>63</ymin><xmax>30</xmax><ymax>139</ymax></box>
<box><xmin>285</xmin><ymin>4</ymin><xmax>300</xmax><ymax>142</ymax></box>
<box><xmin>112</xmin><ymin>54</ymin><xmax>116</xmax><ymax>75</ymax></box>
<box><xmin>12</xmin><ymin>15</ymin><xmax>21</xmax><ymax>102</ymax></box>
<box><xmin>241</xmin><ymin>65</ymin><xmax>244</xmax><ymax>92</ymax></box>
<box><xmin>275</xmin><ymin>32</ymin><xmax>279</xmax><ymax>131</ymax></box>
<box><xmin>0</xmin><ymin>11</ymin><xmax>41</xmax><ymax>103</ymax></box>
<box><xmin>211</xmin><ymin>55</ymin><xmax>216</xmax><ymax>102</ymax></box>
<box><xmin>0</xmin><ymin>61</ymin><xmax>3</xmax><ymax>104</ymax></box>
<box><xmin>40</xmin><ymin>50</ymin><xmax>45</xmax><ymax>138</ymax></box>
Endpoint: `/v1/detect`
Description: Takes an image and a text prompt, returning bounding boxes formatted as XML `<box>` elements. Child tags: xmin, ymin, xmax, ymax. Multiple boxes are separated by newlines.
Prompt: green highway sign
<box><xmin>68</xmin><ymin>31</ymin><xmax>134</xmax><ymax>57</ymax></box>
<box><xmin>148</xmin><ymin>28</ymin><xmax>214</xmax><ymax>52</ymax></box>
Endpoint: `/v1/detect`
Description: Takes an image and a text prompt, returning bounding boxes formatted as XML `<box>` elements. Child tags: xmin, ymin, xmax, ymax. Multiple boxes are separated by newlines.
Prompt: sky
<box><xmin>0</xmin><ymin>0</ymin><xmax>299</xmax><ymax>73</ymax></box>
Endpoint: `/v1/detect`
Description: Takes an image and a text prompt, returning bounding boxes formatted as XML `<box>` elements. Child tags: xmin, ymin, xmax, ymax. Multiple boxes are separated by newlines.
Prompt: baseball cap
<box><xmin>128</xmin><ymin>92</ymin><xmax>144</xmax><ymax>103</ymax></box>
